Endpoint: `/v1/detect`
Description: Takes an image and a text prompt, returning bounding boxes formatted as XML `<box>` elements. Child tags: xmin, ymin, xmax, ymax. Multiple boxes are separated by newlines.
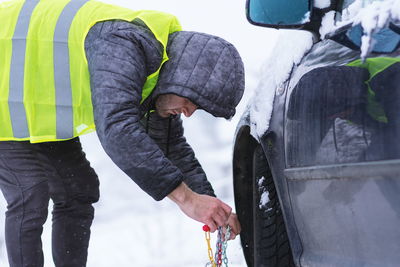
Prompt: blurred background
<box><xmin>0</xmin><ymin>0</ymin><xmax>278</xmax><ymax>266</ymax></box>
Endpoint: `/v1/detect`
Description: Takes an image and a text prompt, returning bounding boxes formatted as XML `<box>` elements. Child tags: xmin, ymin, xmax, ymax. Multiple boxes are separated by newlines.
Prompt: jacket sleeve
<box><xmin>143</xmin><ymin>112</ymin><xmax>216</xmax><ymax>197</ymax></box>
<box><xmin>84</xmin><ymin>20</ymin><xmax>183</xmax><ymax>201</ymax></box>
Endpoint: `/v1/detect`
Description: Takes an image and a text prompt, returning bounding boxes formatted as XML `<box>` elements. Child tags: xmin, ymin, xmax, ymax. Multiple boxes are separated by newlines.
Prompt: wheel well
<box><xmin>232</xmin><ymin>125</ymin><xmax>259</xmax><ymax>266</ymax></box>
<box><xmin>233</xmin><ymin>126</ymin><xmax>295</xmax><ymax>267</ymax></box>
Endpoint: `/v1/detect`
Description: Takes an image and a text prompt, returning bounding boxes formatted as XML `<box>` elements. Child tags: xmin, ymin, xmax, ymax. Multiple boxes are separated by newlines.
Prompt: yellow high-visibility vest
<box><xmin>0</xmin><ymin>0</ymin><xmax>181</xmax><ymax>143</ymax></box>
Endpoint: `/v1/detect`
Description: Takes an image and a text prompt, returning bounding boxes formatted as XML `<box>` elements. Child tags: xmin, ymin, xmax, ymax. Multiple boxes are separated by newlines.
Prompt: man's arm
<box><xmin>145</xmin><ymin>112</ymin><xmax>241</xmax><ymax>236</ymax></box>
<box><xmin>142</xmin><ymin>112</ymin><xmax>215</xmax><ymax>196</ymax></box>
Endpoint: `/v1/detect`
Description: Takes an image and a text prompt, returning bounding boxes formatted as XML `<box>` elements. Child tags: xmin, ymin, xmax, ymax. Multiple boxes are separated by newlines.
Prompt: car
<box><xmin>232</xmin><ymin>0</ymin><xmax>400</xmax><ymax>266</ymax></box>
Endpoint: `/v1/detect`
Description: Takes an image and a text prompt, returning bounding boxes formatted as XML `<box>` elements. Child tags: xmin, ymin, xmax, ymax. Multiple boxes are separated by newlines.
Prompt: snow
<box><xmin>320</xmin><ymin>0</ymin><xmax>400</xmax><ymax>59</ymax></box>
<box><xmin>257</xmin><ymin>177</ymin><xmax>271</xmax><ymax>211</ymax></box>
<box><xmin>259</xmin><ymin>192</ymin><xmax>270</xmax><ymax>210</ymax></box>
<box><xmin>319</xmin><ymin>10</ymin><xmax>337</xmax><ymax>38</ymax></box>
<box><xmin>0</xmin><ymin>0</ymin><xmax>277</xmax><ymax>266</ymax></box>
<box><xmin>258</xmin><ymin>176</ymin><xmax>265</xmax><ymax>187</ymax></box>
<box><xmin>301</xmin><ymin>11</ymin><xmax>311</xmax><ymax>24</ymax></box>
<box><xmin>249</xmin><ymin>30</ymin><xmax>314</xmax><ymax>139</ymax></box>
<box><xmin>314</xmin><ymin>0</ymin><xmax>332</xmax><ymax>9</ymax></box>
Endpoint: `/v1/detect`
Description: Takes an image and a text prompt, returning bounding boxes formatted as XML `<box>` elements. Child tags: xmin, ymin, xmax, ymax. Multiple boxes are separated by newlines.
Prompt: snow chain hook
<box><xmin>203</xmin><ymin>225</ymin><xmax>231</xmax><ymax>267</ymax></box>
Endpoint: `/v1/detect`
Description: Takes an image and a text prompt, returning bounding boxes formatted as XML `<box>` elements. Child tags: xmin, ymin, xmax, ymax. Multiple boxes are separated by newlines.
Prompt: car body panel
<box><xmin>233</xmin><ymin>31</ymin><xmax>400</xmax><ymax>266</ymax></box>
<box><xmin>285</xmin><ymin>160</ymin><xmax>400</xmax><ymax>267</ymax></box>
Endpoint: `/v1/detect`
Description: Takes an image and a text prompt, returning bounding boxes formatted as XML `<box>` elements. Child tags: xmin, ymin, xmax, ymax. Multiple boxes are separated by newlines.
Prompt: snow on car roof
<box><xmin>321</xmin><ymin>0</ymin><xmax>400</xmax><ymax>58</ymax></box>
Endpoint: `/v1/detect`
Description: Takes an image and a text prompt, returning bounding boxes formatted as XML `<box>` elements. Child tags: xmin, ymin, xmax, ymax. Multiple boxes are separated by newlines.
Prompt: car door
<box><xmin>283</xmin><ymin>41</ymin><xmax>400</xmax><ymax>266</ymax></box>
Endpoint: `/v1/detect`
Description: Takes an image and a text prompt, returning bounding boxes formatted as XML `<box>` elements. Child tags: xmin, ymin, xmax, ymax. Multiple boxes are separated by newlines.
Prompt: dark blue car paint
<box><xmin>233</xmin><ymin>37</ymin><xmax>400</xmax><ymax>266</ymax></box>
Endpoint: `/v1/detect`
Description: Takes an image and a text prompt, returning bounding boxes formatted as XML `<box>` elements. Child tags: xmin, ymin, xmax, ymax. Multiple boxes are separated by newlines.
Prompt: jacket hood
<box><xmin>152</xmin><ymin>31</ymin><xmax>245</xmax><ymax>119</ymax></box>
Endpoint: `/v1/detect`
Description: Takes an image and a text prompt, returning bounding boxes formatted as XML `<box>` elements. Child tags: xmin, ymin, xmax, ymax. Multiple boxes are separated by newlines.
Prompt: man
<box><xmin>0</xmin><ymin>0</ymin><xmax>244</xmax><ymax>266</ymax></box>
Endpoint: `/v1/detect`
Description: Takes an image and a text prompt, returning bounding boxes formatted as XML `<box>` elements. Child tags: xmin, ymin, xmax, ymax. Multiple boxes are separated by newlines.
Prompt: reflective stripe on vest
<box><xmin>9</xmin><ymin>0</ymin><xmax>39</xmax><ymax>138</ymax></box>
<box><xmin>53</xmin><ymin>0</ymin><xmax>89</xmax><ymax>139</ymax></box>
<box><xmin>0</xmin><ymin>0</ymin><xmax>181</xmax><ymax>142</ymax></box>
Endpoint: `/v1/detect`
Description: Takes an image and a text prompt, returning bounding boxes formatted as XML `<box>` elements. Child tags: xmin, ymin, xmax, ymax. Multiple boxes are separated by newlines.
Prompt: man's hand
<box><xmin>168</xmin><ymin>183</ymin><xmax>238</xmax><ymax>233</ymax></box>
<box><xmin>226</xmin><ymin>212</ymin><xmax>241</xmax><ymax>240</ymax></box>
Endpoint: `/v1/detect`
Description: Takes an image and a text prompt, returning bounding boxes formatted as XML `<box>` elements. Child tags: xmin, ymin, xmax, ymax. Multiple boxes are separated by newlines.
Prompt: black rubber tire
<box><xmin>252</xmin><ymin>145</ymin><xmax>295</xmax><ymax>267</ymax></box>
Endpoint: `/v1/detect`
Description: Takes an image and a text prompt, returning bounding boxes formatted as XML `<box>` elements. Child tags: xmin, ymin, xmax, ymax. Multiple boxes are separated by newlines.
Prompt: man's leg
<box><xmin>0</xmin><ymin>141</ymin><xmax>50</xmax><ymax>267</ymax></box>
<box><xmin>41</xmin><ymin>138</ymin><xmax>99</xmax><ymax>267</ymax></box>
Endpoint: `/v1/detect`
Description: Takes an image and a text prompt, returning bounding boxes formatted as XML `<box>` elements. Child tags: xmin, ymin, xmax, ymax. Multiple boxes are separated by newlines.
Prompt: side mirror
<box><xmin>246</xmin><ymin>0</ymin><xmax>313</xmax><ymax>29</ymax></box>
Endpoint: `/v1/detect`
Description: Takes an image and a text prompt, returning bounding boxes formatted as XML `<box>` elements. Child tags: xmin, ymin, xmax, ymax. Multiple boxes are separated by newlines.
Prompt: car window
<box><xmin>285</xmin><ymin>62</ymin><xmax>400</xmax><ymax>168</ymax></box>
<box><xmin>330</xmin><ymin>23</ymin><xmax>400</xmax><ymax>54</ymax></box>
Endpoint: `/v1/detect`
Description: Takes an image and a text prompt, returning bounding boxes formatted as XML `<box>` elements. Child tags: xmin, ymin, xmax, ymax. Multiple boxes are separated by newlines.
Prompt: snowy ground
<box><xmin>0</xmin><ymin>0</ymin><xmax>277</xmax><ymax>266</ymax></box>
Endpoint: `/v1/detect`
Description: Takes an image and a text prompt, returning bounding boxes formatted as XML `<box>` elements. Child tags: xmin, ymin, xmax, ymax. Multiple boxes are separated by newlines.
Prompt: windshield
<box><xmin>330</xmin><ymin>23</ymin><xmax>400</xmax><ymax>54</ymax></box>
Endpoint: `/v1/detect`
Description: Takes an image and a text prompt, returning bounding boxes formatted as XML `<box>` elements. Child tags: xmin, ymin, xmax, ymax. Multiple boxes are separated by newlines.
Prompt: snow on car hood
<box><xmin>249</xmin><ymin>30</ymin><xmax>314</xmax><ymax>139</ymax></box>
<box><xmin>249</xmin><ymin>0</ymin><xmax>400</xmax><ymax>140</ymax></box>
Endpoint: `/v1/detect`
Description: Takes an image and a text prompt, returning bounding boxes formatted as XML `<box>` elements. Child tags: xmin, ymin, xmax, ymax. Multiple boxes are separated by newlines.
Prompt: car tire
<box><xmin>253</xmin><ymin>144</ymin><xmax>295</xmax><ymax>267</ymax></box>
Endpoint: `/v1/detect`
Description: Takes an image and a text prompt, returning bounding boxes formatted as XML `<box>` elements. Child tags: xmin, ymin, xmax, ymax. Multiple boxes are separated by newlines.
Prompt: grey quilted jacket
<box><xmin>84</xmin><ymin>19</ymin><xmax>244</xmax><ymax>201</ymax></box>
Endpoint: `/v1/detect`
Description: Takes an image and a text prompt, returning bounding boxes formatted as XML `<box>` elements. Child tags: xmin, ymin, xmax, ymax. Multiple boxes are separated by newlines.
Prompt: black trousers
<box><xmin>0</xmin><ymin>138</ymin><xmax>99</xmax><ymax>267</ymax></box>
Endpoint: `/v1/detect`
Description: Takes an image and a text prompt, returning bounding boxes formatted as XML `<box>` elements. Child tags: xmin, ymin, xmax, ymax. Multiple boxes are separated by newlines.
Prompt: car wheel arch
<box><xmin>233</xmin><ymin>125</ymin><xmax>295</xmax><ymax>266</ymax></box>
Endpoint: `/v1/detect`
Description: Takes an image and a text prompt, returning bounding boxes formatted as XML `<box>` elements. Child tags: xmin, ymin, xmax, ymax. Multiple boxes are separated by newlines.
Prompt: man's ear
<box><xmin>154</xmin><ymin>94</ymin><xmax>173</xmax><ymax>111</ymax></box>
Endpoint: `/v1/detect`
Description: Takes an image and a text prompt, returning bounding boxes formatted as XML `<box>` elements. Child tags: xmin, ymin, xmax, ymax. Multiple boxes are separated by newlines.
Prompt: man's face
<box><xmin>155</xmin><ymin>94</ymin><xmax>198</xmax><ymax>118</ymax></box>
